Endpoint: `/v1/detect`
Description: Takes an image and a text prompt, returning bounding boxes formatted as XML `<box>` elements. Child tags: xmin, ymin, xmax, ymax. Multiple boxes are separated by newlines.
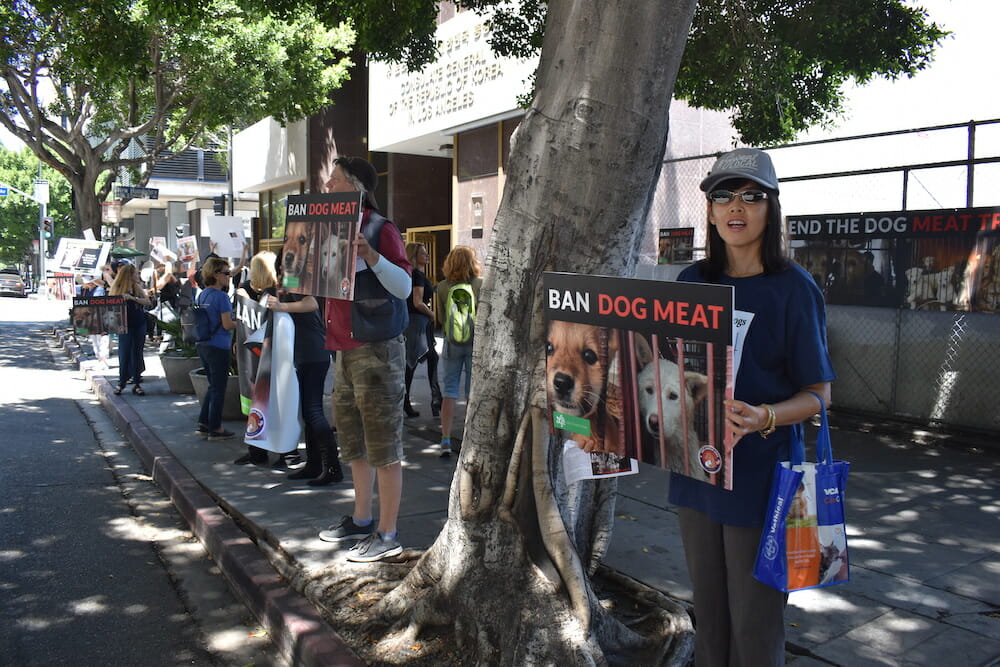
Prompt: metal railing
<box><xmin>649</xmin><ymin>119</ymin><xmax>1000</xmax><ymax>435</ymax></box>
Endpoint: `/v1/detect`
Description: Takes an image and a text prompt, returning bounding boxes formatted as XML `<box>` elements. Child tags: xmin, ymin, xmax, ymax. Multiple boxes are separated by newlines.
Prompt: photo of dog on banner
<box><xmin>546</xmin><ymin>320</ymin><xmax>731</xmax><ymax>486</ymax></box>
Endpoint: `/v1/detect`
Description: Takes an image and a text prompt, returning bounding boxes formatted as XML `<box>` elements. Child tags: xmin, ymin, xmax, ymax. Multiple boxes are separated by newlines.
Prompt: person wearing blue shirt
<box><xmin>671</xmin><ymin>148</ymin><xmax>835</xmax><ymax>666</ymax></box>
<box><xmin>195</xmin><ymin>257</ymin><xmax>237</xmax><ymax>440</ymax></box>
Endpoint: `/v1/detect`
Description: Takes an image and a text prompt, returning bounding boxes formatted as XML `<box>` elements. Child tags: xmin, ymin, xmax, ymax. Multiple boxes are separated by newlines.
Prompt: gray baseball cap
<box><xmin>700</xmin><ymin>148</ymin><xmax>779</xmax><ymax>194</ymax></box>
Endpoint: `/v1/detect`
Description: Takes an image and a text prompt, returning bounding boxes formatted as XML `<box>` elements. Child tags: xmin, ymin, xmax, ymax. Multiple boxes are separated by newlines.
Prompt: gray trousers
<box><xmin>678</xmin><ymin>507</ymin><xmax>787</xmax><ymax>667</ymax></box>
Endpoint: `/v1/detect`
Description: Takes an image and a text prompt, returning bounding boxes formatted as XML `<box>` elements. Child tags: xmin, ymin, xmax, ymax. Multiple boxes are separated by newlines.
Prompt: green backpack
<box><xmin>444</xmin><ymin>282</ymin><xmax>476</xmax><ymax>346</ymax></box>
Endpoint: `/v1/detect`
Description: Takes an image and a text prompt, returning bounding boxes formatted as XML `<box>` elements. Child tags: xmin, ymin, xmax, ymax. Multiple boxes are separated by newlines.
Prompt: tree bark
<box><xmin>353</xmin><ymin>0</ymin><xmax>702</xmax><ymax>663</ymax></box>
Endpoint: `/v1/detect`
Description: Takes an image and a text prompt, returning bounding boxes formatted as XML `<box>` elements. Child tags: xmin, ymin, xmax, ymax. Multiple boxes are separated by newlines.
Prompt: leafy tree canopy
<box><xmin>457</xmin><ymin>0</ymin><xmax>948</xmax><ymax>145</ymax></box>
<box><xmin>0</xmin><ymin>145</ymin><xmax>72</xmax><ymax>264</ymax></box>
<box><xmin>1</xmin><ymin>0</ymin><xmax>357</xmax><ymax>231</ymax></box>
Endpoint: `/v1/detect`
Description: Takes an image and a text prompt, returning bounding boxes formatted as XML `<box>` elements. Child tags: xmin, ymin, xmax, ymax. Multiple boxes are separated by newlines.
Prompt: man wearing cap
<box><xmin>317</xmin><ymin>156</ymin><xmax>413</xmax><ymax>562</ymax></box>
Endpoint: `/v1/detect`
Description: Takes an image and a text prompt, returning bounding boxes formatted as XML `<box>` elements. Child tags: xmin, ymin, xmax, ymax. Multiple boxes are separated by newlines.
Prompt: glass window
<box><xmin>457</xmin><ymin>125</ymin><xmax>498</xmax><ymax>182</ymax></box>
<box><xmin>267</xmin><ymin>183</ymin><xmax>302</xmax><ymax>240</ymax></box>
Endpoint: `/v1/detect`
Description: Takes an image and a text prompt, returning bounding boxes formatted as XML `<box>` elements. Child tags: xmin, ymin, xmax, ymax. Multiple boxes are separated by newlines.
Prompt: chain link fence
<box><xmin>647</xmin><ymin>119</ymin><xmax>1000</xmax><ymax>435</ymax></box>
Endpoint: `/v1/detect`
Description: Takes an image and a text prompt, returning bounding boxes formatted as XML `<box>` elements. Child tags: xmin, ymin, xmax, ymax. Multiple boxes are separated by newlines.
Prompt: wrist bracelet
<box><xmin>759</xmin><ymin>404</ymin><xmax>777</xmax><ymax>438</ymax></box>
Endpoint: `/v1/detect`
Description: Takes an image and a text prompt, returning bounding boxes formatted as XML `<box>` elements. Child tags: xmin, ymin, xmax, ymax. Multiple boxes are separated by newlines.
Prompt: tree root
<box><xmin>529</xmin><ymin>405</ymin><xmax>592</xmax><ymax>629</ymax></box>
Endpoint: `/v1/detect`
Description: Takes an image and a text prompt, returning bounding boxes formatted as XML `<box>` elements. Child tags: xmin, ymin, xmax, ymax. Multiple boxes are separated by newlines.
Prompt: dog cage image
<box><xmin>546</xmin><ymin>321</ymin><xmax>735</xmax><ymax>488</ymax></box>
<box><xmin>615</xmin><ymin>332</ymin><xmax>733</xmax><ymax>489</ymax></box>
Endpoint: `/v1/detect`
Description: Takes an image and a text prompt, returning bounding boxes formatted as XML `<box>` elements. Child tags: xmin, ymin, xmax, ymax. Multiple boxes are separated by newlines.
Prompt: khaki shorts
<box><xmin>333</xmin><ymin>335</ymin><xmax>405</xmax><ymax>467</ymax></box>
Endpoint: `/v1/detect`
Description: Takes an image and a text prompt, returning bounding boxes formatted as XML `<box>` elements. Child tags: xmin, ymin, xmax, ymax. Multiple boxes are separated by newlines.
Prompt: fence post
<box><xmin>966</xmin><ymin>120</ymin><xmax>976</xmax><ymax>207</ymax></box>
<box><xmin>890</xmin><ymin>307</ymin><xmax>903</xmax><ymax>416</ymax></box>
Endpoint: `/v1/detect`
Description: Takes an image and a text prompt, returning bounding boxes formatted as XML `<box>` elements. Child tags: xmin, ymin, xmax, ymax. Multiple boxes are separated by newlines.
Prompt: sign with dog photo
<box><xmin>658</xmin><ymin>227</ymin><xmax>694</xmax><ymax>264</ymax></box>
<box><xmin>787</xmin><ymin>205</ymin><xmax>1000</xmax><ymax>313</ymax></box>
<box><xmin>53</xmin><ymin>238</ymin><xmax>111</xmax><ymax>277</ymax></box>
<box><xmin>282</xmin><ymin>192</ymin><xmax>363</xmax><ymax>300</ymax></box>
<box><xmin>71</xmin><ymin>296</ymin><xmax>127</xmax><ymax>335</ymax></box>
<box><xmin>544</xmin><ymin>272</ymin><xmax>736</xmax><ymax>488</ymax></box>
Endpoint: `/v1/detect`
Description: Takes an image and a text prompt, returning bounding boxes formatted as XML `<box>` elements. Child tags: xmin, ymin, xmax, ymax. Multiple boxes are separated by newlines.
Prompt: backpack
<box><xmin>180</xmin><ymin>293</ymin><xmax>220</xmax><ymax>344</ymax></box>
<box><xmin>444</xmin><ymin>282</ymin><xmax>476</xmax><ymax>346</ymax></box>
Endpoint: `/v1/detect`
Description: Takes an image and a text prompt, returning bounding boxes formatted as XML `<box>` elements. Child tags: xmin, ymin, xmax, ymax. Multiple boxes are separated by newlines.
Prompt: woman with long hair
<box><xmin>672</xmin><ymin>148</ymin><xmax>835</xmax><ymax>666</ymax></box>
<box><xmin>434</xmin><ymin>245</ymin><xmax>483</xmax><ymax>456</ymax></box>
<box><xmin>402</xmin><ymin>242</ymin><xmax>442</xmax><ymax>418</ymax></box>
<box><xmin>109</xmin><ymin>262</ymin><xmax>152</xmax><ymax>395</ymax></box>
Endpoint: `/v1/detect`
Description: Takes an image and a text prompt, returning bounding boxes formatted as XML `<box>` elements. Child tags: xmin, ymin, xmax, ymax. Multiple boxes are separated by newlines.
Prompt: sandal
<box><xmin>113</xmin><ymin>385</ymin><xmax>124</xmax><ymax>395</ymax></box>
<box><xmin>132</xmin><ymin>385</ymin><xmax>145</xmax><ymax>395</ymax></box>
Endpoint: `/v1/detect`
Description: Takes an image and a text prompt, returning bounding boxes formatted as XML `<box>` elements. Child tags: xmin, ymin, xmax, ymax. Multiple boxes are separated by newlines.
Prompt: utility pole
<box><xmin>35</xmin><ymin>169</ymin><xmax>50</xmax><ymax>296</ymax></box>
<box><xmin>227</xmin><ymin>125</ymin><xmax>235</xmax><ymax>216</ymax></box>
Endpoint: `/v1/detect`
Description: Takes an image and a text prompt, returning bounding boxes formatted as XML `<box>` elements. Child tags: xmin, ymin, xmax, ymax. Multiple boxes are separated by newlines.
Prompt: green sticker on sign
<box><xmin>283</xmin><ymin>275</ymin><xmax>299</xmax><ymax>288</ymax></box>
<box><xmin>552</xmin><ymin>411</ymin><xmax>591</xmax><ymax>436</ymax></box>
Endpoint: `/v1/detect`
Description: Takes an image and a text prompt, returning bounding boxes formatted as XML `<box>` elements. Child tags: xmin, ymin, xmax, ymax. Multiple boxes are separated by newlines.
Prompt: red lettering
<box><xmin>690</xmin><ymin>304</ymin><xmax>709</xmax><ymax>328</ymax></box>
<box><xmin>599</xmin><ymin>296</ymin><xmax>649</xmax><ymax>319</ymax></box>
<box><xmin>708</xmin><ymin>305</ymin><xmax>724</xmax><ymax>329</ymax></box>
<box><xmin>675</xmin><ymin>302</ymin><xmax>689</xmax><ymax>326</ymax></box>
<box><xmin>912</xmin><ymin>216</ymin><xmax>931</xmax><ymax>232</ymax></box>
<box><xmin>653</xmin><ymin>300</ymin><xmax>675</xmax><ymax>321</ymax></box>
<box><xmin>943</xmin><ymin>215</ymin><xmax>960</xmax><ymax>232</ymax></box>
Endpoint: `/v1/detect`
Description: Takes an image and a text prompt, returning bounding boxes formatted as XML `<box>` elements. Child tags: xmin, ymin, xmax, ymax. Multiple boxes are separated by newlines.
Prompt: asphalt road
<box><xmin>0</xmin><ymin>296</ymin><xmax>276</xmax><ymax>666</ymax></box>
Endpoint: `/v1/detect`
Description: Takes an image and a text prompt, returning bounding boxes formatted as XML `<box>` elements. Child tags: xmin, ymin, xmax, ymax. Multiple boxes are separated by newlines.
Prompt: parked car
<box><xmin>0</xmin><ymin>268</ymin><xmax>28</xmax><ymax>298</ymax></box>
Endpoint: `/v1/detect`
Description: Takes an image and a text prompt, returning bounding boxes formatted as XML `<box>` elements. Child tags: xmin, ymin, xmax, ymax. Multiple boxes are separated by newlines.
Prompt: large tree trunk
<box><xmin>314</xmin><ymin>1</ymin><xmax>700</xmax><ymax>663</ymax></box>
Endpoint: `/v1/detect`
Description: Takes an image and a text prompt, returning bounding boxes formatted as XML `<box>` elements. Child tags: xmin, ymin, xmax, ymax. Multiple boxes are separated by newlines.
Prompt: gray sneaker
<box><xmin>318</xmin><ymin>516</ymin><xmax>374</xmax><ymax>542</ymax></box>
<box><xmin>346</xmin><ymin>532</ymin><xmax>403</xmax><ymax>562</ymax></box>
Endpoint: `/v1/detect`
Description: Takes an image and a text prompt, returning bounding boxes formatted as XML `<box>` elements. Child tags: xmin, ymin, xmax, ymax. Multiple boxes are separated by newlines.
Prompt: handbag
<box><xmin>753</xmin><ymin>391</ymin><xmax>850</xmax><ymax>592</ymax></box>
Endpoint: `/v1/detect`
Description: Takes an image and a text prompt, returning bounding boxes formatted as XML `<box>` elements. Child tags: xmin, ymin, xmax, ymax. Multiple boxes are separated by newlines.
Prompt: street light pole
<box><xmin>34</xmin><ymin>174</ymin><xmax>50</xmax><ymax>296</ymax></box>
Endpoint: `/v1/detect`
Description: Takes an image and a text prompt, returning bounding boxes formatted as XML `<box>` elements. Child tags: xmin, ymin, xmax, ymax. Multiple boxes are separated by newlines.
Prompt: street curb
<box><xmin>54</xmin><ymin>329</ymin><xmax>363</xmax><ymax>667</ymax></box>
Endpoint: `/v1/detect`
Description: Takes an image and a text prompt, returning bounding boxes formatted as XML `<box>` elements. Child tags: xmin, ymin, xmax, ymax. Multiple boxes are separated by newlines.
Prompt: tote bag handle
<box><xmin>804</xmin><ymin>390</ymin><xmax>833</xmax><ymax>465</ymax></box>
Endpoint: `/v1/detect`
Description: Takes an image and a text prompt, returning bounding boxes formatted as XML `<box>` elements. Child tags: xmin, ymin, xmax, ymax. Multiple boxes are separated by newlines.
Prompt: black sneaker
<box><xmin>207</xmin><ymin>429</ymin><xmax>235</xmax><ymax>441</ymax></box>
<box><xmin>318</xmin><ymin>516</ymin><xmax>374</xmax><ymax>542</ymax></box>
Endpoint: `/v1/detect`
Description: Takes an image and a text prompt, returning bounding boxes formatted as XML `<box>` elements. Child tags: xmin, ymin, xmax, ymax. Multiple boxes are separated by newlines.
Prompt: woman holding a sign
<box><xmin>109</xmin><ymin>262</ymin><xmax>153</xmax><ymax>395</ymax></box>
<box><xmin>672</xmin><ymin>148</ymin><xmax>835</xmax><ymax>666</ymax></box>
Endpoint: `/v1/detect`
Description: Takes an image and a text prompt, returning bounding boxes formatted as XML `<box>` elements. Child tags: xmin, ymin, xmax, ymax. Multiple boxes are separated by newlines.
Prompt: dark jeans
<box><xmin>197</xmin><ymin>343</ymin><xmax>231</xmax><ymax>431</ymax></box>
<box><xmin>117</xmin><ymin>318</ymin><xmax>148</xmax><ymax>387</ymax></box>
<box><xmin>297</xmin><ymin>358</ymin><xmax>332</xmax><ymax>438</ymax></box>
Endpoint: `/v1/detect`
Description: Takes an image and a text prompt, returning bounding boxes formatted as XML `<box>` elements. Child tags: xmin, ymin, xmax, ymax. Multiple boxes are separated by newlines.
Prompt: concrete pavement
<box><xmin>55</xmin><ymin>324</ymin><xmax>1000</xmax><ymax>666</ymax></box>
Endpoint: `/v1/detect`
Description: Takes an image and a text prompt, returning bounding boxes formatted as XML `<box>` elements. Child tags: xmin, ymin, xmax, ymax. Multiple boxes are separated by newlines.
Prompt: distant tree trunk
<box><xmin>361</xmin><ymin>0</ymin><xmax>699</xmax><ymax>662</ymax></box>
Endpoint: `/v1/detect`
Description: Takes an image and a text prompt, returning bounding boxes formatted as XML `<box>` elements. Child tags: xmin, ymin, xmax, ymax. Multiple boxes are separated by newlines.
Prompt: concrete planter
<box><xmin>160</xmin><ymin>354</ymin><xmax>202</xmax><ymax>394</ymax></box>
<box><xmin>189</xmin><ymin>368</ymin><xmax>243</xmax><ymax>421</ymax></box>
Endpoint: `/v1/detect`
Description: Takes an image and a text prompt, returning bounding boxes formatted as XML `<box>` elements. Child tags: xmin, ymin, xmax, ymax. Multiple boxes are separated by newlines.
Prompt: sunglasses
<box><xmin>707</xmin><ymin>189</ymin><xmax>769</xmax><ymax>204</ymax></box>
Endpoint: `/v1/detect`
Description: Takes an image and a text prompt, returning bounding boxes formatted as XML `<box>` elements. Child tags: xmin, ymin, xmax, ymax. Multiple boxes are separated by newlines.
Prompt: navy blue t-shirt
<box><xmin>668</xmin><ymin>262</ymin><xmax>836</xmax><ymax>526</ymax></box>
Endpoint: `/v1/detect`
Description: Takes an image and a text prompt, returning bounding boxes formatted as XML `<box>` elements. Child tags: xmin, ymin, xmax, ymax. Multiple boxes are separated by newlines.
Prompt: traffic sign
<box><xmin>115</xmin><ymin>185</ymin><xmax>159</xmax><ymax>200</ymax></box>
<box><xmin>0</xmin><ymin>187</ymin><xmax>8</xmax><ymax>196</ymax></box>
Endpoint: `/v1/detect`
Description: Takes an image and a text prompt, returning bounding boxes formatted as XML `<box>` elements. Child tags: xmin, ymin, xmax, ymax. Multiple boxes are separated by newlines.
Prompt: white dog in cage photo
<box><xmin>636</xmin><ymin>357</ymin><xmax>710</xmax><ymax>480</ymax></box>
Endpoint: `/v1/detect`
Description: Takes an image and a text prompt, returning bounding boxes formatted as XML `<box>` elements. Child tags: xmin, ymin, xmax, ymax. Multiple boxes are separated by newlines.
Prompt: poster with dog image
<box><xmin>53</xmin><ymin>238</ymin><xmax>111</xmax><ymax>277</ymax></box>
<box><xmin>544</xmin><ymin>272</ymin><xmax>736</xmax><ymax>488</ymax></box>
<box><xmin>787</xmin><ymin>205</ymin><xmax>1000</xmax><ymax>312</ymax></box>
<box><xmin>71</xmin><ymin>296</ymin><xmax>127</xmax><ymax>335</ymax></box>
<box><xmin>282</xmin><ymin>192</ymin><xmax>363</xmax><ymax>300</ymax></box>
<box><xmin>658</xmin><ymin>227</ymin><xmax>694</xmax><ymax>264</ymax></box>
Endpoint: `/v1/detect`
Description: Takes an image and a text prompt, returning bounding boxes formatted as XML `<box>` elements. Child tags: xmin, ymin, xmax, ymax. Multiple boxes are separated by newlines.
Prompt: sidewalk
<box><xmin>59</xmin><ymin>330</ymin><xmax>1000</xmax><ymax>666</ymax></box>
